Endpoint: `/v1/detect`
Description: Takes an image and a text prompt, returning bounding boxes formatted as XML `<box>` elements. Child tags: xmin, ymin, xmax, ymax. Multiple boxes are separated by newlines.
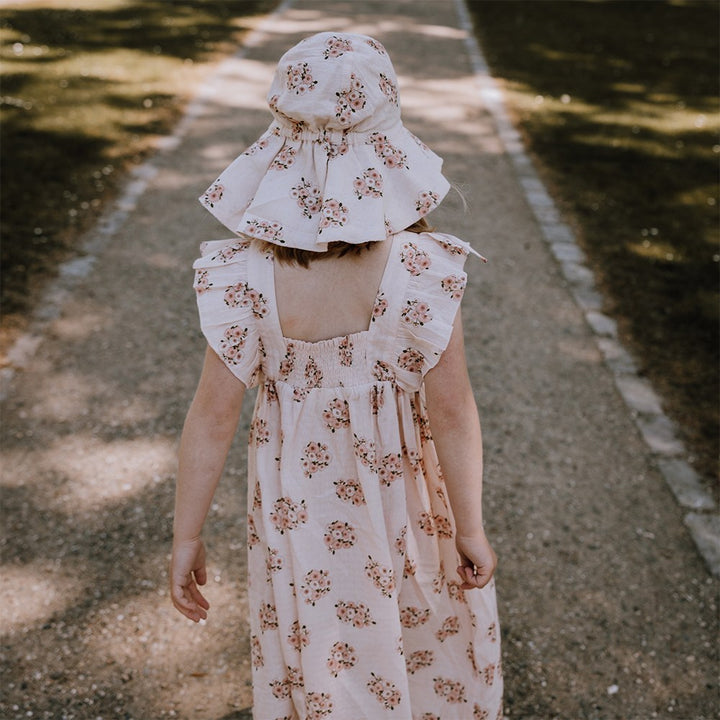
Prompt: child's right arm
<box><xmin>424</xmin><ymin>313</ymin><xmax>497</xmax><ymax>590</ymax></box>
<box><xmin>170</xmin><ymin>346</ymin><xmax>246</xmax><ymax>621</ymax></box>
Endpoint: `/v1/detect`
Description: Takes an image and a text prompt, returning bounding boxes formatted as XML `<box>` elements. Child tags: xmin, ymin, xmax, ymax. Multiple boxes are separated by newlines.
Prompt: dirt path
<box><xmin>1</xmin><ymin>1</ymin><xmax>716</xmax><ymax>719</ymax></box>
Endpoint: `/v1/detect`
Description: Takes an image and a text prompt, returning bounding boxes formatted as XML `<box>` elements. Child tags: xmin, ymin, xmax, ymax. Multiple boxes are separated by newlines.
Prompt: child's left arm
<box><xmin>170</xmin><ymin>346</ymin><xmax>246</xmax><ymax>622</ymax></box>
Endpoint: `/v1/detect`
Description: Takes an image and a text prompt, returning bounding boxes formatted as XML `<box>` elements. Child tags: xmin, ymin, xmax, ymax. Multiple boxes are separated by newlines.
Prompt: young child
<box><xmin>171</xmin><ymin>31</ymin><xmax>502</xmax><ymax>719</ymax></box>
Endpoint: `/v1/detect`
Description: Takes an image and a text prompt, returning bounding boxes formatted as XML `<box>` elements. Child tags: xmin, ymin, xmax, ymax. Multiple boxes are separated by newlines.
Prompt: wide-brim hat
<box><xmin>199</xmin><ymin>31</ymin><xmax>450</xmax><ymax>252</ymax></box>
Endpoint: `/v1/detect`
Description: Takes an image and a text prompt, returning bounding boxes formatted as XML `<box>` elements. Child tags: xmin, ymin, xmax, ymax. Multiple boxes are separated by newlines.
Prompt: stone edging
<box><xmin>454</xmin><ymin>0</ymin><xmax>719</xmax><ymax>577</ymax></box>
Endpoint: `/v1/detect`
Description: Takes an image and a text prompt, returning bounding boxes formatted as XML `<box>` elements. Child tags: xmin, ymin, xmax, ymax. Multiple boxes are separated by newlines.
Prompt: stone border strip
<box><xmin>0</xmin><ymin>0</ymin><xmax>293</xmax><ymax>401</ymax></box>
<box><xmin>454</xmin><ymin>0</ymin><xmax>719</xmax><ymax>577</ymax></box>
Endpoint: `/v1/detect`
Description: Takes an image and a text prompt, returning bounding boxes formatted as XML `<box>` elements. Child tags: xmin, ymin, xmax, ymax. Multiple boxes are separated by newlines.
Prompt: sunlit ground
<box><xmin>468</xmin><ymin>0</ymin><xmax>720</xmax><ymax>483</ymax></box>
<box><xmin>0</xmin><ymin>0</ymin><xmax>277</xmax><ymax>342</ymax></box>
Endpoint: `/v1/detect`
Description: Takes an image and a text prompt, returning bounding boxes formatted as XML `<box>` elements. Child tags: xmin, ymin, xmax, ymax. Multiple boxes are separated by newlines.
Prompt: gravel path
<box><xmin>1</xmin><ymin>2</ymin><xmax>717</xmax><ymax>719</ymax></box>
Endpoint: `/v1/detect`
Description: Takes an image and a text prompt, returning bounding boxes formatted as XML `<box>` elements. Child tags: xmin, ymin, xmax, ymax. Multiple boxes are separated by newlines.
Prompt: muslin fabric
<box><xmin>198</xmin><ymin>32</ymin><xmax>451</xmax><ymax>252</ymax></box>
<box><xmin>192</xmin><ymin>231</ymin><xmax>503</xmax><ymax>719</ymax></box>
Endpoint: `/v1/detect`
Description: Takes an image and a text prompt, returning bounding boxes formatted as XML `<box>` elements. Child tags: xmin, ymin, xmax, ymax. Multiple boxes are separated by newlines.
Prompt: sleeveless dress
<box><xmin>193</xmin><ymin>230</ymin><xmax>503</xmax><ymax>720</ymax></box>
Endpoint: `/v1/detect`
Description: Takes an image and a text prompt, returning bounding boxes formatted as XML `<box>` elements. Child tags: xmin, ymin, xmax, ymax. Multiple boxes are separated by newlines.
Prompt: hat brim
<box><xmin>199</xmin><ymin>121</ymin><xmax>450</xmax><ymax>251</ymax></box>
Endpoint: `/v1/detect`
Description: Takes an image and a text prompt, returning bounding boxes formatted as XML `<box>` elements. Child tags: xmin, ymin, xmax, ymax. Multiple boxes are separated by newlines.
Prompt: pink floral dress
<box><xmin>193</xmin><ymin>231</ymin><xmax>503</xmax><ymax>720</ymax></box>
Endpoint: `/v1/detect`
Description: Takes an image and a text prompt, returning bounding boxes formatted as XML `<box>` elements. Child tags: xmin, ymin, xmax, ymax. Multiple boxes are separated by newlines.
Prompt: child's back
<box><xmin>171</xmin><ymin>31</ymin><xmax>503</xmax><ymax>720</ymax></box>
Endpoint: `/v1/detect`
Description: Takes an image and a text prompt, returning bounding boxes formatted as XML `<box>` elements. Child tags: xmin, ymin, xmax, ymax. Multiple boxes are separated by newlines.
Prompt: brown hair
<box><xmin>260</xmin><ymin>217</ymin><xmax>434</xmax><ymax>268</ymax></box>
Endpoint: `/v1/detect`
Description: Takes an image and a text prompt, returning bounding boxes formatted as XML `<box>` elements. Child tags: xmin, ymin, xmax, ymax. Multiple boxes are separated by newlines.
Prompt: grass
<box><xmin>467</xmin><ymin>0</ymin><xmax>719</xmax><ymax>483</ymax></box>
<box><xmin>0</xmin><ymin>0</ymin><xmax>277</xmax><ymax>346</ymax></box>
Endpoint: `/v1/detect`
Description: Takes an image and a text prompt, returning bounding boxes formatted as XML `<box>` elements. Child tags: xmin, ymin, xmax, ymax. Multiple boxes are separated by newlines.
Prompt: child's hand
<box><xmin>170</xmin><ymin>537</ymin><xmax>210</xmax><ymax>622</ymax></box>
<box><xmin>455</xmin><ymin>532</ymin><xmax>497</xmax><ymax>590</ymax></box>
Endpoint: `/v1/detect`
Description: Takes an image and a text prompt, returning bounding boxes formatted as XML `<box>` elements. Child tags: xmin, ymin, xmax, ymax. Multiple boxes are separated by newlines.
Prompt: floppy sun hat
<box><xmin>199</xmin><ymin>31</ymin><xmax>451</xmax><ymax>252</ymax></box>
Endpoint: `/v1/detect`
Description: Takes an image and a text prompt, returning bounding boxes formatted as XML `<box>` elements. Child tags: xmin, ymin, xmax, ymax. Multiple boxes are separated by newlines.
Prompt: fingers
<box><xmin>172</xmin><ymin>577</ymin><xmax>209</xmax><ymax>622</ymax></box>
<box><xmin>456</xmin><ymin>560</ymin><xmax>495</xmax><ymax>590</ymax></box>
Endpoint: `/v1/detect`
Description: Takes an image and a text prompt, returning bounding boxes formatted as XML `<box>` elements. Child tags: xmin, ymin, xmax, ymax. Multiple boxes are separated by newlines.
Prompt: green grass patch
<box><xmin>468</xmin><ymin>0</ymin><xmax>719</xmax><ymax>482</ymax></box>
<box><xmin>0</xmin><ymin>0</ymin><xmax>277</xmax><ymax>344</ymax></box>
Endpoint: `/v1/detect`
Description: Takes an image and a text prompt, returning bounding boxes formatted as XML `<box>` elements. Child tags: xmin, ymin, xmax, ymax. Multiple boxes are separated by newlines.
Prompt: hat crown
<box><xmin>267</xmin><ymin>32</ymin><xmax>401</xmax><ymax>135</ymax></box>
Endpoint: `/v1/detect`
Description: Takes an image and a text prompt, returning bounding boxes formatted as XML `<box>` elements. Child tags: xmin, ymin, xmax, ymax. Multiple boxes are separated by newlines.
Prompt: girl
<box><xmin>171</xmin><ymin>31</ymin><xmax>502</xmax><ymax>719</ymax></box>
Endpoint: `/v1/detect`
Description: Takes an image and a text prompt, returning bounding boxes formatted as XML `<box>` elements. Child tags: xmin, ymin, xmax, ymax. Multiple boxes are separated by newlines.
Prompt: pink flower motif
<box><xmin>418</xmin><ymin>511</ymin><xmax>435</xmax><ymax>536</ymax></box>
<box><xmin>335</xmin><ymin>73</ymin><xmax>366</xmax><ymax>126</ymax></box>
<box><xmin>379</xmin><ymin>73</ymin><xmax>399</xmax><ymax>106</ymax></box>
<box><xmin>258</xmin><ymin>602</ymin><xmax>278</xmax><ymax>631</ymax></box>
<box><xmin>301</xmin><ymin>441</ymin><xmax>331</xmax><ymax>477</ymax></box>
<box><xmin>323</xmin><ymin>35</ymin><xmax>354</xmax><ymax>59</ymax></box>
<box><xmin>270</xmin><ymin>146</ymin><xmax>297</xmax><ymax>171</ymax></box>
<box><xmin>269</xmin><ymin>496</ymin><xmax>308</xmax><ymax>534</ymax></box>
<box><xmin>433</xmin><ymin>676</ymin><xmax>467</xmax><ymax>704</ymax></box>
<box><xmin>339</xmin><ymin>335</ymin><xmax>353</xmax><ymax>366</ymax></box>
<box><xmin>436</xmin><ymin>615</ymin><xmax>461</xmax><ymax>642</ymax></box>
<box><xmin>434</xmin><ymin>513</ymin><xmax>453</xmax><ymax>539</ymax></box>
<box><xmin>304</xmin><ymin>356</ymin><xmax>323</xmax><ymax>388</ymax></box>
<box><xmin>353</xmin><ymin>167</ymin><xmax>384</xmax><ymax>199</ymax></box>
<box><xmin>441</xmin><ymin>273</ymin><xmax>467</xmax><ymax>300</ymax></box>
<box><xmin>436</xmin><ymin>236</ymin><xmax>469</xmax><ymax>256</ymax></box>
<box><xmin>287</xmin><ymin>620</ymin><xmax>310</xmax><ymax>651</ymax></box>
<box><xmin>318</xmin><ymin>198</ymin><xmax>348</xmax><ymax>231</ymax></box>
<box><xmin>291</xmin><ymin>177</ymin><xmax>322</xmax><ymax>218</ymax></box>
<box><xmin>334</xmin><ymin>478</ymin><xmax>366</xmax><ymax>506</ymax></box>
<box><xmin>210</xmin><ymin>241</ymin><xmax>251</xmax><ymax>263</ymax></box>
<box><xmin>406</xmin><ymin>649</ymin><xmax>434</xmax><ymax>674</ymax></box>
<box><xmin>251</xmin><ymin>417</ymin><xmax>270</xmax><ymax>446</ymax></box>
<box><xmin>416</xmin><ymin>189</ymin><xmax>440</xmax><ymax>216</ymax></box>
<box><xmin>299</xmin><ymin>568</ymin><xmax>331</xmax><ymax>606</ymax></box>
<box><xmin>397</xmin><ymin>347</ymin><xmax>425</xmax><ymax>374</ymax></box>
<box><xmin>223</xmin><ymin>282</ymin><xmax>268</xmax><ymax>318</ymax></box>
<box><xmin>279</xmin><ymin>343</ymin><xmax>296</xmax><ymax>378</ymax></box>
<box><xmin>377</xmin><ymin>452</ymin><xmax>402</xmax><ymax>487</ymax></box>
<box><xmin>335</xmin><ymin>599</ymin><xmax>376</xmax><ymax>628</ymax></box>
<box><xmin>370</xmin><ymin>385</ymin><xmax>385</xmax><ymax>415</ymax></box>
<box><xmin>326</xmin><ymin>641</ymin><xmax>357</xmax><ymax>677</ymax></box>
<box><xmin>250</xmin><ymin>634</ymin><xmax>263</xmax><ymax>669</ymax></box>
<box><xmin>194</xmin><ymin>268</ymin><xmax>212</xmax><ymax>294</ymax></box>
<box><xmin>323</xmin><ymin>398</ymin><xmax>350</xmax><ymax>432</ymax></box>
<box><xmin>373</xmin><ymin>360</ymin><xmax>395</xmax><ymax>382</ymax></box>
<box><xmin>306</xmin><ymin>691</ymin><xmax>333</xmax><ymax>719</ymax></box>
<box><xmin>218</xmin><ymin>325</ymin><xmax>247</xmax><ymax>366</ymax></box>
<box><xmin>244</xmin><ymin>219</ymin><xmax>284</xmax><ymax>244</ymax></box>
<box><xmin>372</xmin><ymin>292</ymin><xmax>388</xmax><ymax>321</ymax></box>
<box><xmin>365</xmin><ymin>38</ymin><xmax>387</xmax><ymax>55</ymax></box>
<box><xmin>366</xmin><ymin>132</ymin><xmax>408</xmax><ymax>169</ymax></box>
<box><xmin>244</xmin><ymin>138</ymin><xmax>269</xmax><ymax>156</ymax></box>
<box><xmin>364</xmin><ymin>556</ymin><xmax>396</xmax><ymax>598</ymax></box>
<box><xmin>324</xmin><ymin>520</ymin><xmax>357</xmax><ymax>553</ymax></box>
<box><xmin>401</xmin><ymin>299</ymin><xmax>432</xmax><ymax>327</ymax></box>
<box><xmin>432</xmin><ymin>564</ymin><xmax>446</xmax><ymax>594</ymax></box>
<box><xmin>399</xmin><ymin>606</ymin><xmax>431</xmax><ymax>628</ymax></box>
<box><xmin>367</xmin><ymin>673</ymin><xmax>402</xmax><ymax>710</ymax></box>
<box><xmin>400</xmin><ymin>242</ymin><xmax>432</xmax><ymax>275</ymax></box>
<box><xmin>201</xmin><ymin>182</ymin><xmax>224</xmax><ymax>207</ymax></box>
<box><xmin>247</xmin><ymin>514</ymin><xmax>260</xmax><ymax>547</ymax></box>
<box><xmin>481</xmin><ymin>663</ymin><xmax>498</xmax><ymax>686</ymax></box>
<box><xmin>316</xmin><ymin>131</ymin><xmax>349</xmax><ymax>158</ymax></box>
<box><xmin>353</xmin><ymin>435</ymin><xmax>377</xmax><ymax>469</ymax></box>
<box><xmin>473</xmin><ymin>705</ymin><xmax>491</xmax><ymax>720</ymax></box>
<box><xmin>265</xmin><ymin>547</ymin><xmax>283</xmax><ymax>576</ymax></box>
<box><xmin>286</xmin><ymin>61</ymin><xmax>317</xmax><ymax>94</ymax></box>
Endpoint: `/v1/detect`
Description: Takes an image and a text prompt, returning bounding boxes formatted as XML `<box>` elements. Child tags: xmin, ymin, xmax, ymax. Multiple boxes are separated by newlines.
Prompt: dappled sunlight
<box><xmin>2</xmin><ymin>560</ymin><xmax>84</xmax><ymax>634</ymax></box>
<box><xmin>29</xmin><ymin>434</ymin><xmax>176</xmax><ymax>510</ymax></box>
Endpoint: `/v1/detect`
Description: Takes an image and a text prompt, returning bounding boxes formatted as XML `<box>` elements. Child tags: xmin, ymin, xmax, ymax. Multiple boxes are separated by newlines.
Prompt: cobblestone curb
<box><xmin>455</xmin><ymin>0</ymin><xmax>719</xmax><ymax>577</ymax></box>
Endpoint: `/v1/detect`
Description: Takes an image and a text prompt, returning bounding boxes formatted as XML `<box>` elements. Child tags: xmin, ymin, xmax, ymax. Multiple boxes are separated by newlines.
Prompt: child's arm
<box><xmin>171</xmin><ymin>346</ymin><xmax>246</xmax><ymax>621</ymax></box>
<box><xmin>424</xmin><ymin>313</ymin><xmax>497</xmax><ymax>590</ymax></box>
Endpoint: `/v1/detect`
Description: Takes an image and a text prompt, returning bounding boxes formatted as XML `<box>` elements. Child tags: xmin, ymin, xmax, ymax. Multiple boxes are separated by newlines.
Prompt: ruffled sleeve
<box><xmin>389</xmin><ymin>232</ymin><xmax>471</xmax><ymax>391</ymax></box>
<box><xmin>192</xmin><ymin>239</ymin><xmax>264</xmax><ymax>388</ymax></box>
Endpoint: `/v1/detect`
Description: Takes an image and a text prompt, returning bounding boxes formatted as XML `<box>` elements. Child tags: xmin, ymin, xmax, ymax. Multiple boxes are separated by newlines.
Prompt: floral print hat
<box><xmin>199</xmin><ymin>31</ymin><xmax>451</xmax><ymax>252</ymax></box>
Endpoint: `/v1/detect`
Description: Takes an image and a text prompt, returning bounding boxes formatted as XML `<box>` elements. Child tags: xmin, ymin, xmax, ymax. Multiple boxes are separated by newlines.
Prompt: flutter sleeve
<box><xmin>192</xmin><ymin>239</ymin><xmax>263</xmax><ymax>387</ymax></box>
<box><xmin>390</xmin><ymin>232</ymin><xmax>473</xmax><ymax>391</ymax></box>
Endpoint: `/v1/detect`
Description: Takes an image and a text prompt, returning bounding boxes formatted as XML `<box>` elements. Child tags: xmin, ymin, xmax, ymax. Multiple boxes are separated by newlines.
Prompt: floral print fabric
<box><xmin>193</xmin><ymin>231</ymin><xmax>503</xmax><ymax>719</ymax></box>
<box><xmin>198</xmin><ymin>32</ymin><xmax>451</xmax><ymax>252</ymax></box>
